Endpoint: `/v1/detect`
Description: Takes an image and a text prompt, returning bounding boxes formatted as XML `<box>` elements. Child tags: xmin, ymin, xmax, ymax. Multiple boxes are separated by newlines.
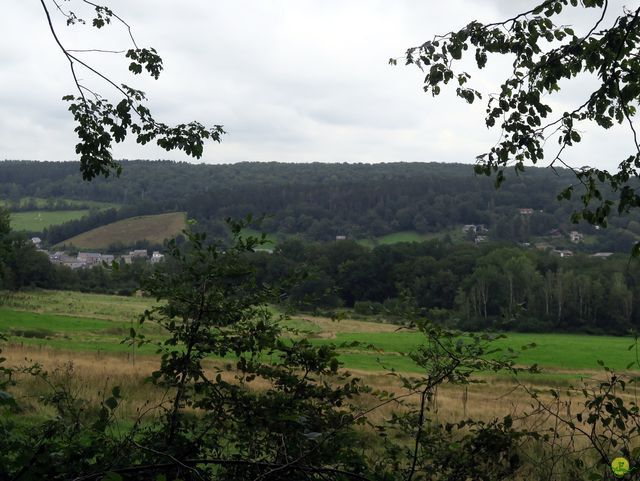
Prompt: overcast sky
<box><xmin>0</xmin><ymin>1</ymin><xmax>633</xmax><ymax>170</ymax></box>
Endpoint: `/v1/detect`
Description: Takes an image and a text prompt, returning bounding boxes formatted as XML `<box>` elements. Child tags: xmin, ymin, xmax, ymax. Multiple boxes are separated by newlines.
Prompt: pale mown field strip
<box><xmin>57</xmin><ymin>211</ymin><xmax>187</xmax><ymax>249</ymax></box>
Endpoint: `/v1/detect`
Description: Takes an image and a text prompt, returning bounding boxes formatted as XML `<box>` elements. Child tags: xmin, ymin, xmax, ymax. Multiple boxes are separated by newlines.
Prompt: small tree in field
<box><xmin>122</xmin><ymin>220</ymin><xmax>370</xmax><ymax>480</ymax></box>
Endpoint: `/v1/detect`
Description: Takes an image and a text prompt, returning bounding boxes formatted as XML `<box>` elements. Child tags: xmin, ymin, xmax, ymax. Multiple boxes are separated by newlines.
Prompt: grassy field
<box><xmin>1</xmin><ymin>290</ymin><xmax>637</xmax><ymax>377</ymax></box>
<box><xmin>10</xmin><ymin>210</ymin><xmax>91</xmax><ymax>231</ymax></box>
<box><xmin>0</xmin><ymin>290</ymin><xmax>155</xmax><ymax>323</ymax></box>
<box><xmin>217</xmin><ymin>228</ymin><xmax>467</xmax><ymax>250</ymax></box>
<box><xmin>377</xmin><ymin>231</ymin><xmax>428</xmax><ymax>244</ymax></box>
<box><xmin>358</xmin><ymin>228</ymin><xmax>466</xmax><ymax>248</ymax></box>
<box><xmin>5</xmin><ymin>289</ymin><xmax>638</xmax><ymax>438</ymax></box>
<box><xmin>58</xmin><ymin>212</ymin><xmax>187</xmax><ymax>249</ymax></box>
<box><xmin>3</xmin><ymin>197</ymin><xmax>121</xmax><ymax>232</ymax></box>
<box><xmin>240</xmin><ymin>228</ymin><xmax>279</xmax><ymax>247</ymax></box>
<box><xmin>357</xmin><ymin>231</ymin><xmax>426</xmax><ymax>248</ymax></box>
<box><xmin>313</xmin><ymin>331</ymin><xmax>640</xmax><ymax>373</ymax></box>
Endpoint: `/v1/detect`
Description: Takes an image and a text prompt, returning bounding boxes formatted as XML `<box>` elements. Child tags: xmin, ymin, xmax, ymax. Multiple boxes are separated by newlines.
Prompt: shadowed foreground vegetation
<box><xmin>3</xmin><ymin>228</ymin><xmax>640</xmax><ymax>481</ymax></box>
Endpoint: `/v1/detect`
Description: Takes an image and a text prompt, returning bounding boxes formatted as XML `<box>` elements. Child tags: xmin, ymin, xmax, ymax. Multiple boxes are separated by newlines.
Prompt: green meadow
<box><xmin>3</xmin><ymin>197</ymin><xmax>120</xmax><ymax>232</ymax></box>
<box><xmin>240</xmin><ymin>228</ymin><xmax>279</xmax><ymax>247</ymax></box>
<box><xmin>0</xmin><ymin>290</ymin><xmax>637</xmax><ymax>376</ymax></box>
<box><xmin>358</xmin><ymin>228</ymin><xmax>466</xmax><ymax>248</ymax></box>
<box><xmin>10</xmin><ymin>210</ymin><xmax>90</xmax><ymax>231</ymax></box>
<box><xmin>313</xmin><ymin>331</ymin><xmax>640</xmax><ymax>373</ymax></box>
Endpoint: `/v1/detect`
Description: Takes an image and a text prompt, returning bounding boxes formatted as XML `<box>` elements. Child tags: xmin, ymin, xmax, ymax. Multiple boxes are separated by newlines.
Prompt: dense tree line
<box><xmin>252</xmin><ymin>238</ymin><xmax>640</xmax><ymax>335</ymax></box>
<box><xmin>3</xmin><ymin>198</ymin><xmax>96</xmax><ymax>212</ymax></box>
<box><xmin>3</xmin><ymin>160</ymin><xmax>640</xmax><ymax>251</ymax></box>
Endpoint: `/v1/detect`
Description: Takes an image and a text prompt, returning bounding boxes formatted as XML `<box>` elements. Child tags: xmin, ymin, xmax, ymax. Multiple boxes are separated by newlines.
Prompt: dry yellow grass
<box><xmin>8</xmin><ymin>341</ymin><xmax>640</xmax><ymax>481</ymax></box>
<box><xmin>297</xmin><ymin>314</ymin><xmax>405</xmax><ymax>338</ymax></box>
<box><xmin>5</xmin><ymin>344</ymin><xmax>164</xmax><ymax>421</ymax></box>
<box><xmin>2</xmin><ymin>344</ymin><xmax>566</xmax><ymax>425</ymax></box>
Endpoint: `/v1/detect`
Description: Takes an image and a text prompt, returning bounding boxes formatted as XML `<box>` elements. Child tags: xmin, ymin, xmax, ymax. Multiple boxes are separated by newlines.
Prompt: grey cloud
<box><xmin>0</xmin><ymin>0</ymin><xmax>633</xmax><ymax>172</ymax></box>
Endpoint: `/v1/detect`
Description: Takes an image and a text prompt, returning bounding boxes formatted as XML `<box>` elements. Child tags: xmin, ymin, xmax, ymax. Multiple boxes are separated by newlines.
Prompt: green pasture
<box><xmin>10</xmin><ymin>210</ymin><xmax>90</xmax><ymax>231</ymax></box>
<box><xmin>377</xmin><ymin>231</ymin><xmax>427</xmax><ymax>244</ymax></box>
<box><xmin>0</xmin><ymin>308</ymin><xmax>161</xmax><ymax>355</ymax></box>
<box><xmin>0</xmin><ymin>291</ymin><xmax>320</xmax><ymax>357</ymax></box>
<box><xmin>0</xmin><ymin>309</ymin><xmax>120</xmax><ymax>332</ymax></box>
<box><xmin>1</xmin><ymin>290</ymin><xmax>637</xmax><ymax>376</ymax></box>
<box><xmin>1</xmin><ymin>306</ymin><xmax>637</xmax><ymax>374</ymax></box>
<box><xmin>358</xmin><ymin>228</ymin><xmax>466</xmax><ymax>248</ymax></box>
<box><xmin>0</xmin><ymin>290</ymin><xmax>155</xmax><ymax>324</ymax></box>
<box><xmin>0</xmin><ymin>307</ymin><xmax>319</xmax><ymax>358</ymax></box>
<box><xmin>358</xmin><ymin>231</ymin><xmax>427</xmax><ymax>248</ymax></box>
<box><xmin>312</xmin><ymin>331</ymin><xmax>640</xmax><ymax>373</ymax></box>
<box><xmin>240</xmin><ymin>228</ymin><xmax>279</xmax><ymax>247</ymax></box>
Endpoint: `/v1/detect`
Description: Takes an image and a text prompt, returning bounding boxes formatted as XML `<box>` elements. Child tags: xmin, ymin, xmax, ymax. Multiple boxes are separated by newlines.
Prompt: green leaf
<box><xmin>570</xmin><ymin>131</ymin><xmax>581</xmax><ymax>143</ymax></box>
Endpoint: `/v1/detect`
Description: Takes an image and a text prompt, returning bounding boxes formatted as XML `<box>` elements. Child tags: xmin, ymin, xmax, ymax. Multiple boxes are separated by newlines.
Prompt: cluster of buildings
<box><xmin>31</xmin><ymin>238</ymin><xmax>165</xmax><ymax>269</ymax></box>
<box><xmin>462</xmin><ymin>209</ymin><xmax>615</xmax><ymax>258</ymax></box>
<box><xmin>461</xmin><ymin>224</ymin><xmax>489</xmax><ymax>244</ymax></box>
<box><xmin>546</xmin><ymin>228</ymin><xmax>584</xmax><ymax>244</ymax></box>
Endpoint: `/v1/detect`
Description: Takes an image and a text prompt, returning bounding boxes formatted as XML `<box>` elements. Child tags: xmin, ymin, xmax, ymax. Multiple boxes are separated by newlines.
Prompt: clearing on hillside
<box><xmin>10</xmin><ymin>210</ymin><xmax>90</xmax><ymax>231</ymax></box>
<box><xmin>58</xmin><ymin>212</ymin><xmax>187</xmax><ymax>249</ymax></box>
<box><xmin>357</xmin><ymin>229</ymin><xmax>465</xmax><ymax>248</ymax></box>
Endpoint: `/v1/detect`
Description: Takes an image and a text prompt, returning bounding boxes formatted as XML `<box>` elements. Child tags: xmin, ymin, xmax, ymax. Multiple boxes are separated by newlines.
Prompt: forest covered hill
<box><xmin>1</xmin><ymin>160</ymin><xmax>639</xmax><ymax>252</ymax></box>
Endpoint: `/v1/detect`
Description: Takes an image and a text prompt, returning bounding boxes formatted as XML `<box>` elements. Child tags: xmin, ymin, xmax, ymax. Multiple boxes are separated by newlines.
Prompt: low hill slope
<box><xmin>58</xmin><ymin>212</ymin><xmax>187</xmax><ymax>249</ymax></box>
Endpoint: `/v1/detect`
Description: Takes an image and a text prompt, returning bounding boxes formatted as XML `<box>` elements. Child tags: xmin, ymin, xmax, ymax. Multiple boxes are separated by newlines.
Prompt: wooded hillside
<box><xmin>2</xmin><ymin>160</ymin><xmax>639</xmax><ymax>252</ymax></box>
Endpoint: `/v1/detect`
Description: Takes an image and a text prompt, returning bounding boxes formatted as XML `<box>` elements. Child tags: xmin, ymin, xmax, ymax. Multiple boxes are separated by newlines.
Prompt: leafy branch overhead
<box><xmin>39</xmin><ymin>0</ymin><xmax>225</xmax><ymax>180</ymax></box>
<box><xmin>396</xmin><ymin>0</ymin><xmax>640</xmax><ymax>229</ymax></box>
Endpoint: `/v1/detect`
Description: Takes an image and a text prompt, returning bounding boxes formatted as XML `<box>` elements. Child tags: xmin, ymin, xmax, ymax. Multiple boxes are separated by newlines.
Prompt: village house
<box><xmin>569</xmin><ymin>231</ymin><xmax>583</xmax><ymax>243</ymax></box>
<box><xmin>129</xmin><ymin>249</ymin><xmax>148</xmax><ymax>259</ymax></box>
<box><xmin>591</xmin><ymin>252</ymin><xmax>614</xmax><ymax>259</ymax></box>
<box><xmin>150</xmin><ymin>251</ymin><xmax>165</xmax><ymax>263</ymax></box>
<box><xmin>49</xmin><ymin>251</ymin><xmax>74</xmax><ymax>264</ymax></box>
<box><xmin>552</xmin><ymin>249</ymin><xmax>573</xmax><ymax>258</ymax></box>
<box><xmin>548</xmin><ymin>228</ymin><xmax>563</xmax><ymax>238</ymax></box>
<box><xmin>47</xmin><ymin>248</ymin><xmax>162</xmax><ymax>269</ymax></box>
<box><xmin>77</xmin><ymin>252</ymin><xmax>102</xmax><ymax>266</ymax></box>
